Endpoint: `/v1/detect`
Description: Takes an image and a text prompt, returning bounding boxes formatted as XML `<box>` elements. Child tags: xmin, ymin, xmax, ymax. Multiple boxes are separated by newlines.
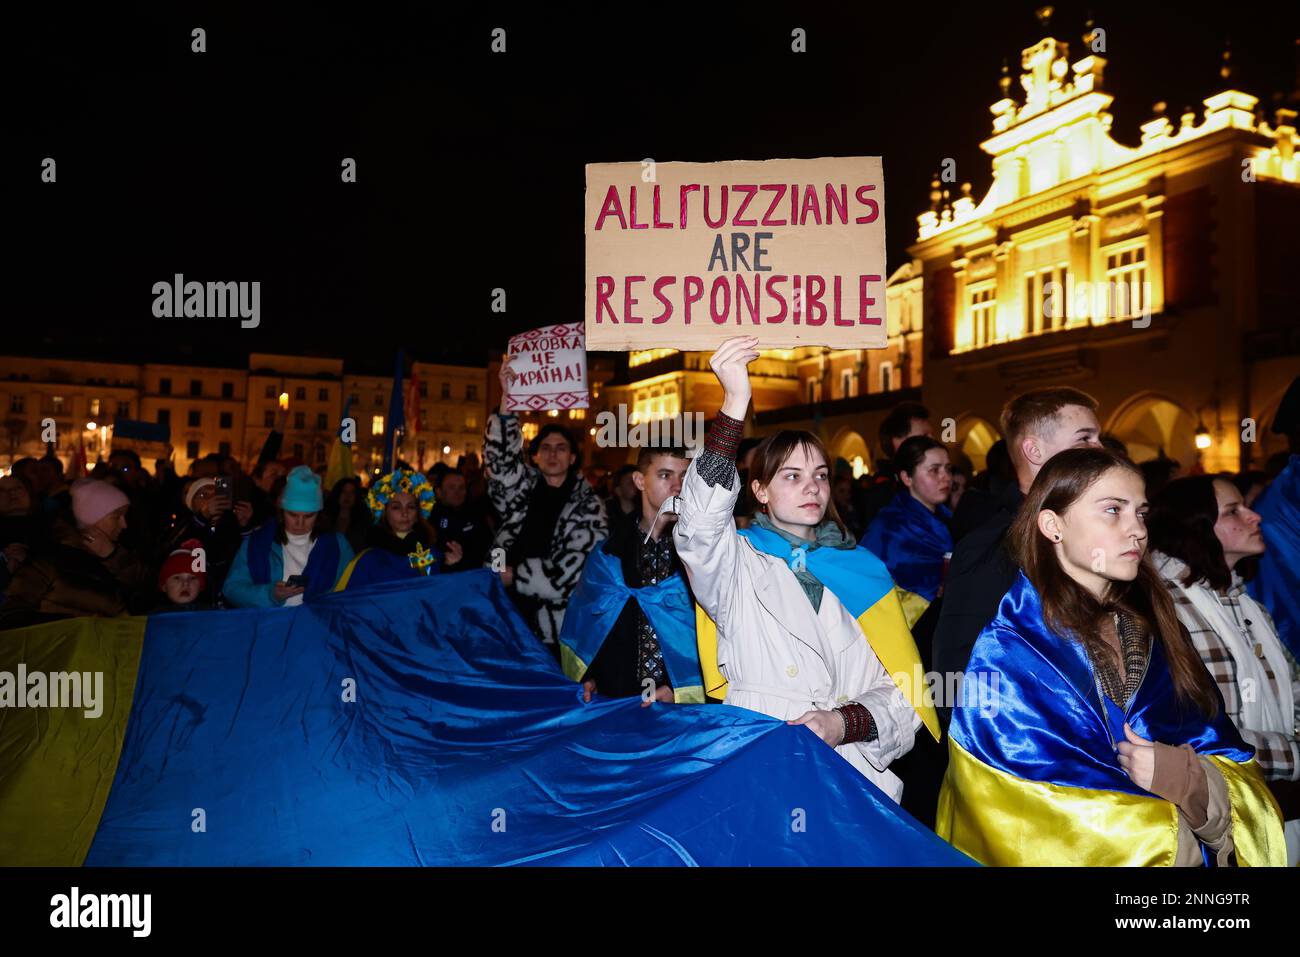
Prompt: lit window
<box><xmin>969</xmin><ymin>285</ymin><xmax>996</xmax><ymax>347</ymax></box>
<box><xmin>372</xmin><ymin>415</ymin><xmax>385</xmax><ymax>435</ymax></box>
<box><xmin>1104</xmin><ymin>243</ymin><xmax>1147</xmax><ymax>321</ymax></box>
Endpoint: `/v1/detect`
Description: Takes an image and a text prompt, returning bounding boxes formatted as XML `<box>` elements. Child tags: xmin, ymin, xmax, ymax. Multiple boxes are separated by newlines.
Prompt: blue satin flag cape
<box><xmin>84</xmin><ymin>570</ymin><xmax>969</xmax><ymax>865</ymax></box>
<box><xmin>860</xmin><ymin>491</ymin><xmax>952</xmax><ymax>602</ymax></box>
<box><xmin>938</xmin><ymin>571</ymin><xmax>1286</xmax><ymax>866</ymax></box>
<box><xmin>557</xmin><ymin>546</ymin><xmax>705</xmax><ymax>703</ymax></box>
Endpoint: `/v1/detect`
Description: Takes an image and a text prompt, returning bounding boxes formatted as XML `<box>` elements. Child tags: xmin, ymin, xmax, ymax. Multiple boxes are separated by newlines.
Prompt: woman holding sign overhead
<box><xmin>483</xmin><ymin>353</ymin><xmax>608</xmax><ymax>652</ymax></box>
<box><xmin>671</xmin><ymin>336</ymin><xmax>938</xmax><ymax>801</ymax></box>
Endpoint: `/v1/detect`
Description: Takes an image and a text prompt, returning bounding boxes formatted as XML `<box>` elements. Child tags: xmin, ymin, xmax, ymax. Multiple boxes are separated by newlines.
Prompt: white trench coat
<box><xmin>673</xmin><ymin>456</ymin><xmax>919</xmax><ymax>801</ymax></box>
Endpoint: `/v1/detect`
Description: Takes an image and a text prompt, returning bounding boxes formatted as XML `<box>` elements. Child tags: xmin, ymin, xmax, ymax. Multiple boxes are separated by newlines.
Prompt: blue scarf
<box><xmin>737</xmin><ymin>520</ymin><xmax>897</xmax><ymax>620</ymax></box>
<box><xmin>246</xmin><ymin>520</ymin><xmax>341</xmax><ymax>600</ymax></box>
<box><xmin>860</xmin><ymin>490</ymin><xmax>952</xmax><ymax>602</ymax></box>
<box><xmin>558</xmin><ymin>545</ymin><xmax>704</xmax><ymax>703</ymax></box>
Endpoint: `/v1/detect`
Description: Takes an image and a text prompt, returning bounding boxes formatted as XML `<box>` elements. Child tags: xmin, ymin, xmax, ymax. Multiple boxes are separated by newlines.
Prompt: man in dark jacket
<box><xmin>573</xmin><ymin>447</ymin><xmax>693</xmax><ymax>704</ymax></box>
<box><xmin>932</xmin><ymin>387</ymin><xmax>1103</xmax><ymax>728</ymax></box>
<box><xmin>430</xmin><ymin>468</ymin><xmax>493</xmax><ymax>570</ymax></box>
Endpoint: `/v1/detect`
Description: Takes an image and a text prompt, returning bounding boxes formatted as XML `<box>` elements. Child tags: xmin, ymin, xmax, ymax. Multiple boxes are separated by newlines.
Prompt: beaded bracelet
<box><xmin>835</xmin><ymin>703</ymin><xmax>877</xmax><ymax>744</ymax></box>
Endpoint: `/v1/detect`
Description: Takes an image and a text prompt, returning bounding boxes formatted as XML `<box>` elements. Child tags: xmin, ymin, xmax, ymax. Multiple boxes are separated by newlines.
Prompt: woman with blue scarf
<box><xmin>938</xmin><ymin>448</ymin><xmax>1286</xmax><ymax>866</ymax></box>
<box><xmin>861</xmin><ymin>435</ymin><xmax>953</xmax><ymax>617</ymax></box>
<box><xmin>224</xmin><ymin>466</ymin><xmax>354</xmax><ymax>608</ymax></box>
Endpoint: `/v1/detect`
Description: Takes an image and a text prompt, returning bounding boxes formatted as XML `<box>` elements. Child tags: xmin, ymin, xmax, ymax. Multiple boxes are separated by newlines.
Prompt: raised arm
<box><xmin>484</xmin><ymin>355</ymin><xmax>536</xmax><ymax>523</ymax></box>
<box><xmin>672</xmin><ymin>336</ymin><xmax>760</xmax><ymax>633</ymax></box>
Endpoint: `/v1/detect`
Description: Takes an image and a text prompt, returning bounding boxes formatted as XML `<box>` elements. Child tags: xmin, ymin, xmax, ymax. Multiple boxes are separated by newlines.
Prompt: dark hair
<box><xmin>529</xmin><ymin>424</ymin><xmax>580</xmax><ymax>469</ymax></box>
<box><xmin>893</xmin><ymin>435</ymin><xmax>947</xmax><ymax>478</ymax></box>
<box><xmin>878</xmin><ymin>402</ymin><xmax>931</xmax><ymax>459</ymax></box>
<box><xmin>747</xmin><ymin>430</ymin><xmax>848</xmax><ymax>539</ymax></box>
<box><xmin>1232</xmin><ymin>470</ymin><xmax>1267</xmax><ymax>501</ymax></box>
<box><xmin>1099</xmin><ymin>433</ymin><xmax>1129</xmax><ymax>457</ymax></box>
<box><xmin>1000</xmin><ymin>387</ymin><xmax>1098</xmax><ymax>467</ymax></box>
<box><xmin>1139</xmin><ymin>456</ymin><xmax>1181</xmax><ymax>499</ymax></box>
<box><xmin>1009</xmin><ymin>447</ymin><xmax>1217</xmax><ymax>717</ymax></box>
<box><xmin>736</xmin><ymin>437</ymin><xmax>763</xmax><ymax>466</ymax></box>
<box><xmin>39</xmin><ymin>454</ymin><xmax>65</xmax><ymax>478</ymax></box>
<box><xmin>108</xmin><ymin>449</ymin><xmax>142</xmax><ymax>470</ymax></box>
<box><xmin>274</xmin><ymin>507</ymin><xmax>322</xmax><ymax>544</ymax></box>
<box><xmin>1146</xmin><ymin>476</ymin><xmax>1235</xmax><ymax>591</ymax></box>
<box><xmin>635</xmin><ymin>447</ymin><xmax>690</xmax><ymax>471</ymax></box>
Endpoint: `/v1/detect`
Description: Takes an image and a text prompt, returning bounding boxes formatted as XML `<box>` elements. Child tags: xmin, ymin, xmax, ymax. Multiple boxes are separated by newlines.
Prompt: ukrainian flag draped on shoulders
<box><xmin>558</xmin><ymin>544</ymin><xmax>705</xmax><ymax>703</ymax></box>
<box><xmin>694</xmin><ymin>517</ymin><xmax>941</xmax><ymax>744</ymax></box>
<box><xmin>938</xmin><ymin>570</ymin><xmax>1287</xmax><ymax>866</ymax></box>
<box><xmin>860</xmin><ymin>490</ymin><xmax>952</xmax><ymax>622</ymax></box>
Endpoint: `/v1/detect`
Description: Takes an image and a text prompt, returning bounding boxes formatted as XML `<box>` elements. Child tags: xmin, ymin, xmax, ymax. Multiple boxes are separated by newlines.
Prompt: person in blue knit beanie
<box><xmin>223</xmin><ymin>466</ymin><xmax>354</xmax><ymax>608</ymax></box>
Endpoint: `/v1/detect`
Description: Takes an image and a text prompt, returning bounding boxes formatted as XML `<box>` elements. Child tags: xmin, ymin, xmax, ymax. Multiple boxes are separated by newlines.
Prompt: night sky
<box><xmin>11</xmin><ymin>3</ymin><xmax>1298</xmax><ymax>373</ymax></box>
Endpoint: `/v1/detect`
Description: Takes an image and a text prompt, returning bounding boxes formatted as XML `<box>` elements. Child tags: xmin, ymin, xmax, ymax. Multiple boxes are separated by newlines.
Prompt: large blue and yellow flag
<box><xmin>937</xmin><ymin>570</ymin><xmax>1287</xmax><ymax>866</ymax></box>
<box><xmin>0</xmin><ymin>571</ymin><xmax>969</xmax><ymax>866</ymax></box>
<box><xmin>694</xmin><ymin>524</ymin><xmax>941</xmax><ymax>743</ymax></box>
<box><xmin>557</xmin><ymin>546</ymin><xmax>705</xmax><ymax>703</ymax></box>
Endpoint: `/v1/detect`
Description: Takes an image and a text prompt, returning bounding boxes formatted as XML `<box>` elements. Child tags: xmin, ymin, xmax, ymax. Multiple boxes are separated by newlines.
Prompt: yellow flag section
<box><xmin>938</xmin><ymin>738</ymin><xmax>1286</xmax><ymax>866</ymax></box>
<box><xmin>695</xmin><ymin>582</ymin><xmax>941</xmax><ymax>744</ymax></box>
<box><xmin>1207</xmin><ymin>754</ymin><xmax>1289</xmax><ymax>867</ymax></box>
<box><xmin>0</xmin><ymin>616</ymin><xmax>146</xmax><ymax>865</ymax></box>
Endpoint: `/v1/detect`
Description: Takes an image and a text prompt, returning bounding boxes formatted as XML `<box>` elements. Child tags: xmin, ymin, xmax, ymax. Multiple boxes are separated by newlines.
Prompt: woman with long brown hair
<box><xmin>674</xmin><ymin>337</ymin><xmax>938</xmax><ymax>801</ymax></box>
<box><xmin>936</xmin><ymin>447</ymin><xmax>1285</xmax><ymax>865</ymax></box>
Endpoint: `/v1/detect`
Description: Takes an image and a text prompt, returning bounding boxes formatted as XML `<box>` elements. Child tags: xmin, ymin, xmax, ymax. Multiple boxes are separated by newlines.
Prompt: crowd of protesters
<box><xmin>0</xmin><ymin>419</ymin><xmax>499</xmax><ymax>625</ymax></box>
<box><xmin>2</xmin><ymin>354</ymin><xmax>1298</xmax><ymax>866</ymax></box>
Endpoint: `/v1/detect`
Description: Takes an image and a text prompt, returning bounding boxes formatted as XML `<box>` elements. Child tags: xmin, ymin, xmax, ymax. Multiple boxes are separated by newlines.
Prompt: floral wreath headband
<box><xmin>367</xmin><ymin>468</ymin><xmax>436</xmax><ymax>522</ymax></box>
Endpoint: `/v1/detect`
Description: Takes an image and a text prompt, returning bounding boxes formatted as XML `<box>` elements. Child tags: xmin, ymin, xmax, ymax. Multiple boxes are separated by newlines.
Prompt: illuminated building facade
<box><xmin>913</xmin><ymin>27</ymin><xmax>1299</xmax><ymax>473</ymax></box>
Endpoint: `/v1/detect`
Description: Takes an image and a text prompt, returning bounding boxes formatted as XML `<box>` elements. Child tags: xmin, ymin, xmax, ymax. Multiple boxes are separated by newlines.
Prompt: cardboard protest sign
<box><xmin>585</xmin><ymin>157</ymin><xmax>887</xmax><ymax>351</ymax></box>
<box><xmin>503</xmin><ymin>323</ymin><xmax>589</xmax><ymax>412</ymax></box>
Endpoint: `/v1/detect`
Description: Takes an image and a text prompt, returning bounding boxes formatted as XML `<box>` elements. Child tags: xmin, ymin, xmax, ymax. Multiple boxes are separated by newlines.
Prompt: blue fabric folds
<box><xmin>85</xmin><ymin>570</ymin><xmax>969</xmax><ymax>866</ymax></box>
<box><xmin>860</xmin><ymin>491</ymin><xmax>952</xmax><ymax>602</ymax></box>
<box><xmin>1248</xmin><ymin>454</ymin><xmax>1300</xmax><ymax>661</ymax></box>
<box><xmin>558</xmin><ymin>546</ymin><xmax>703</xmax><ymax>695</ymax></box>
<box><xmin>952</xmin><ymin>570</ymin><xmax>1253</xmax><ymax>798</ymax></box>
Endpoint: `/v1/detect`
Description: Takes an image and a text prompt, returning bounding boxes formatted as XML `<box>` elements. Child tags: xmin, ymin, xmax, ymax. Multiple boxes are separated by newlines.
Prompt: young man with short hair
<box><xmin>558</xmin><ymin>446</ymin><xmax>705</xmax><ymax>704</ymax></box>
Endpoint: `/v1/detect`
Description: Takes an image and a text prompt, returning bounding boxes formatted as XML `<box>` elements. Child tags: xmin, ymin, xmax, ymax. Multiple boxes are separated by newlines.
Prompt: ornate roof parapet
<box><xmin>916</xmin><ymin>25</ymin><xmax>1297</xmax><ymax>242</ymax></box>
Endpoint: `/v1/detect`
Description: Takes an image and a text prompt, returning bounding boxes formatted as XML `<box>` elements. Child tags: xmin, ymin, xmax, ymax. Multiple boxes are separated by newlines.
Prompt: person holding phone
<box><xmin>224</xmin><ymin>466</ymin><xmax>354</xmax><ymax>608</ymax></box>
<box><xmin>157</xmin><ymin>476</ymin><xmax>252</xmax><ymax>603</ymax></box>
